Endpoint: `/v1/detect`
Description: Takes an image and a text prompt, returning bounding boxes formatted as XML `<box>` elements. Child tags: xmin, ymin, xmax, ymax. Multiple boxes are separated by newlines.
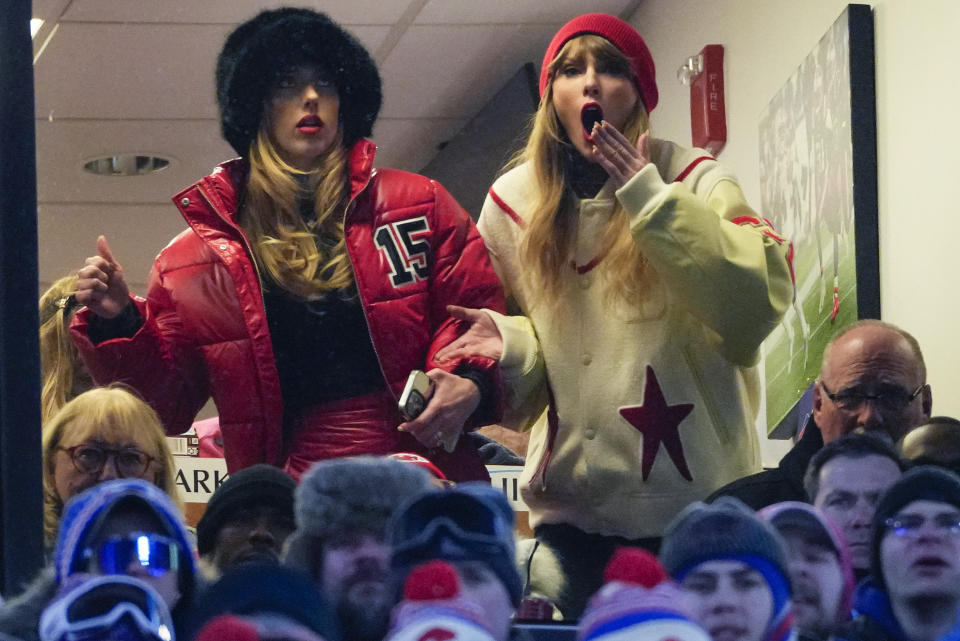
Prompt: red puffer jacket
<box><xmin>71</xmin><ymin>140</ymin><xmax>506</xmax><ymax>478</ymax></box>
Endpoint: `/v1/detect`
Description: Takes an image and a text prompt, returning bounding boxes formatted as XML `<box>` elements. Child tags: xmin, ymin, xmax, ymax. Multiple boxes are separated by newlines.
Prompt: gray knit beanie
<box><xmin>284</xmin><ymin>457</ymin><xmax>432</xmax><ymax>569</ymax></box>
<box><xmin>660</xmin><ymin>497</ymin><xmax>789</xmax><ymax>581</ymax></box>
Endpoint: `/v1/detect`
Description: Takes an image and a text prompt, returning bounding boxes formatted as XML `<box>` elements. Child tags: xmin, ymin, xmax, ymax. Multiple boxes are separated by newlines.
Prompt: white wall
<box><xmin>628</xmin><ymin>0</ymin><xmax>960</xmax><ymax>462</ymax></box>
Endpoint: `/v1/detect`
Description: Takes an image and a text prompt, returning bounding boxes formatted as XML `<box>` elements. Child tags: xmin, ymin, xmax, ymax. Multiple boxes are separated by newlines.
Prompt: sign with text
<box><xmin>174</xmin><ymin>457</ymin><xmax>527</xmax><ymax>511</ymax></box>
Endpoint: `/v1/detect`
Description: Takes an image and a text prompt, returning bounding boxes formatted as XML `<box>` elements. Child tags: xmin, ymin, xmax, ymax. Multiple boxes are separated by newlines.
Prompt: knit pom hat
<box><xmin>216</xmin><ymin>7</ymin><xmax>382</xmax><ymax>156</ymax></box>
<box><xmin>195</xmin><ymin>616</ymin><xmax>262</xmax><ymax>641</ymax></box>
<box><xmin>539</xmin><ymin>13</ymin><xmax>658</xmax><ymax>111</ymax></box>
<box><xmin>385</xmin><ymin>561</ymin><xmax>497</xmax><ymax>641</ymax></box>
<box><xmin>391</xmin><ymin>483</ymin><xmax>523</xmax><ymax>607</ymax></box>
<box><xmin>578</xmin><ymin>548</ymin><xmax>710</xmax><ymax>641</ymax></box>
<box><xmin>196</xmin><ymin>463</ymin><xmax>295</xmax><ymax>556</ymax></box>
<box><xmin>54</xmin><ymin>479</ymin><xmax>194</xmax><ymax>587</ymax></box>
<box><xmin>661</xmin><ymin>497</ymin><xmax>793</xmax><ymax>641</ymax></box>
<box><xmin>759</xmin><ymin>501</ymin><xmax>855</xmax><ymax>623</ymax></box>
<box><xmin>284</xmin><ymin>456</ymin><xmax>432</xmax><ymax>568</ymax></box>
<box><xmin>871</xmin><ymin>465</ymin><xmax>960</xmax><ymax>585</ymax></box>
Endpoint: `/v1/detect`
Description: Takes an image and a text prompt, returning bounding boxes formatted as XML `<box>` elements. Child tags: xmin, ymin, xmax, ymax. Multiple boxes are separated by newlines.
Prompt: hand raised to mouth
<box><xmin>591</xmin><ymin>124</ymin><xmax>651</xmax><ymax>188</ymax></box>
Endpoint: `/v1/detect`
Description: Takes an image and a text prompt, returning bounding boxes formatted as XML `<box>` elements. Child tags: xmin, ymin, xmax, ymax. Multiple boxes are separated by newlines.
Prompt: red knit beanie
<box><xmin>539</xmin><ymin>13</ymin><xmax>658</xmax><ymax>112</ymax></box>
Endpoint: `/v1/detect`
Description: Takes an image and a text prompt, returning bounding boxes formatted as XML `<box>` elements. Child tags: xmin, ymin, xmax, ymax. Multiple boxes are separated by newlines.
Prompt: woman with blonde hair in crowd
<box><xmin>437</xmin><ymin>13</ymin><xmax>793</xmax><ymax>617</ymax></box>
<box><xmin>68</xmin><ymin>8</ymin><xmax>504</xmax><ymax>482</ymax></box>
<box><xmin>41</xmin><ymin>384</ymin><xmax>180</xmax><ymax>545</ymax></box>
<box><xmin>38</xmin><ymin>275</ymin><xmax>94</xmax><ymax>424</ymax></box>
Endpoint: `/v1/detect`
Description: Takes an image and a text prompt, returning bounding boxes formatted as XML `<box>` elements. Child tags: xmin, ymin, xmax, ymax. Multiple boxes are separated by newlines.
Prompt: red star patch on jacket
<box><xmin>619</xmin><ymin>365</ymin><xmax>695</xmax><ymax>481</ymax></box>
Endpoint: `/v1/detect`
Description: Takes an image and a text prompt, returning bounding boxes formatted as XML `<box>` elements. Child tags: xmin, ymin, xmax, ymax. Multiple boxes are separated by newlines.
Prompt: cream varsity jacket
<box><xmin>478</xmin><ymin>138</ymin><xmax>794</xmax><ymax>538</ymax></box>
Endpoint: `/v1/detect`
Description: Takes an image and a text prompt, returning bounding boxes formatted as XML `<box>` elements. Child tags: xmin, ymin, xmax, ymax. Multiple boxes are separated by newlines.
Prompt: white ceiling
<box><xmin>32</xmin><ymin>0</ymin><xmax>640</xmax><ymax>292</ymax></box>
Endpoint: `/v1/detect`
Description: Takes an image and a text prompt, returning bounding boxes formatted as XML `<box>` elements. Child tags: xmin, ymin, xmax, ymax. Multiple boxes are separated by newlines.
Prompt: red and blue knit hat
<box><xmin>386</xmin><ymin>561</ymin><xmax>497</xmax><ymax>641</ymax></box>
<box><xmin>578</xmin><ymin>548</ymin><xmax>710</xmax><ymax>641</ymax></box>
<box><xmin>539</xmin><ymin>13</ymin><xmax>658</xmax><ymax>111</ymax></box>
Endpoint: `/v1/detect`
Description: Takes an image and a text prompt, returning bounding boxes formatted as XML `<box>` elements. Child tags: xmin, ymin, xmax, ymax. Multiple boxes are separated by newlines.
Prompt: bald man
<box><xmin>900</xmin><ymin>417</ymin><xmax>960</xmax><ymax>474</ymax></box>
<box><xmin>709</xmin><ymin>320</ymin><xmax>931</xmax><ymax>509</ymax></box>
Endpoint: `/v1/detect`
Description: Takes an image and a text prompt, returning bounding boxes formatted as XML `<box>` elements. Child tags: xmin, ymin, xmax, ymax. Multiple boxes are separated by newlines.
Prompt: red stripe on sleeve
<box><xmin>487</xmin><ymin>188</ymin><xmax>525</xmax><ymax>228</ymax></box>
<box><xmin>732</xmin><ymin>216</ymin><xmax>787</xmax><ymax>244</ymax></box>
<box><xmin>673</xmin><ymin>155</ymin><xmax>714</xmax><ymax>183</ymax></box>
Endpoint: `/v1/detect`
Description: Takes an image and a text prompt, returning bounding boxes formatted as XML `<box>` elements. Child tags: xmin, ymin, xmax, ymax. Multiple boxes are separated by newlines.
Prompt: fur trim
<box><xmin>216</xmin><ymin>7</ymin><xmax>382</xmax><ymax>156</ymax></box>
<box><xmin>294</xmin><ymin>456</ymin><xmax>432</xmax><ymax>544</ymax></box>
<box><xmin>517</xmin><ymin>538</ymin><xmax>564</xmax><ymax>606</ymax></box>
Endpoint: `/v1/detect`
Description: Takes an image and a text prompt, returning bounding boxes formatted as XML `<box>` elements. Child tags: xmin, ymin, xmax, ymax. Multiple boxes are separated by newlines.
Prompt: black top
<box><xmin>262</xmin><ymin>283</ymin><xmax>384</xmax><ymax>418</ymax></box>
<box><xmin>87</xmin><ymin>283</ymin><xmax>387</xmax><ymax>414</ymax></box>
<box><xmin>706</xmin><ymin>416</ymin><xmax>824</xmax><ymax>509</ymax></box>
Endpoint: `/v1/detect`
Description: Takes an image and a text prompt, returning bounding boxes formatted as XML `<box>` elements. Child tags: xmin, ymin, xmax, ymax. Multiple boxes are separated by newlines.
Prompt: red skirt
<box><xmin>282</xmin><ymin>390</ymin><xmax>489</xmax><ymax>483</ymax></box>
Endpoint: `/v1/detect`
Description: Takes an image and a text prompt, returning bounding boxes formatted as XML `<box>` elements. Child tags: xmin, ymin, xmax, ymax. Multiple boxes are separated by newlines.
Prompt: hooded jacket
<box><xmin>759</xmin><ymin>501</ymin><xmax>856</xmax><ymax>637</ymax></box>
<box><xmin>0</xmin><ymin>480</ymin><xmax>196</xmax><ymax>641</ymax></box>
<box><xmin>72</xmin><ymin>140</ymin><xmax>506</xmax><ymax>478</ymax></box>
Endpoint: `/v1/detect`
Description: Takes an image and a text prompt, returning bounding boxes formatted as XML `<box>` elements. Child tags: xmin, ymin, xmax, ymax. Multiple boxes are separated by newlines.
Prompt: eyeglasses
<box><xmin>819</xmin><ymin>380</ymin><xmax>924</xmax><ymax>412</ymax></box>
<box><xmin>60</xmin><ymin>444</ymin><xmax>154</xmax><ymax>478</ymax></box>
<box><xmin>883</xmin><ymin>513</ymin><xmax>960</xmax><ymax>538</ymax></box>
<box><xmin>39</xmin><ymin>575</ymin><xmax>173</xmax><ymax>641</ymax></box>
<box><xmin>82</xmin><ymin>533</ymin><xmax>182</xmax><ymax>578</ymax></box>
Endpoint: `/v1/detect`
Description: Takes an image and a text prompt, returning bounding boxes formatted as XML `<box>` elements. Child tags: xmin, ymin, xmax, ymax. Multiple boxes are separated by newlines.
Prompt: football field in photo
<box><xmin>763</xmin><ymin>227</ymin><xmax>858</xmax><ymax>434</ymax></box>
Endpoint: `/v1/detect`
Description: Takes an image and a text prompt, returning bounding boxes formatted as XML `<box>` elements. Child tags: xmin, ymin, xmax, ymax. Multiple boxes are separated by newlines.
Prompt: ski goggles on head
<box><xmin>81</xmin><ymin>533</ymin><xmax>181</xmax><ymax>578</ymax></box>
<box><xmin>39</xmin><ymin>575</ymin><xmax>173</xmax><ymax>641</ymax></box>
<box><xmin>393</xmin><ymin>491</ymin><xmax>511</xmax><ymax>561</ymax></box>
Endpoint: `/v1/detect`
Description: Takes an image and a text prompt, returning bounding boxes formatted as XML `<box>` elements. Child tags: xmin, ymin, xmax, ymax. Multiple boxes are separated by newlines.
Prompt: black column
<box><xmin>0</xmin><ymin>0</ymin><xmax>45</xmax><ymax>595</ymax></box>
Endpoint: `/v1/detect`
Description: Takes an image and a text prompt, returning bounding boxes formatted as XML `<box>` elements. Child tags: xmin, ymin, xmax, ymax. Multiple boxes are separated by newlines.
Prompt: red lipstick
<box><xmin>297</xmin><ymin>114</ymin><xmax>324</xmax><ymax>134</ymax></box>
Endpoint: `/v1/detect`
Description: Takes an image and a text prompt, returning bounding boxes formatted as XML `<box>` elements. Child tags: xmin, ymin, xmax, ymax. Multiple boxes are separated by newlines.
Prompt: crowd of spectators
<box><xmin>5</xmin><ymin>314</ymin><xmax>960</xmax><ymax>641</ymax></box>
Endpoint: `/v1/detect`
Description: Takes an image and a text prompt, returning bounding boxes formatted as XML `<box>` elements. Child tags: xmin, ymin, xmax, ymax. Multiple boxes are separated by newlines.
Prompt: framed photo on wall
<box><xmin>758</xmin><ymin>3</ymin><xmax>879</xmax><ymax>438</ymax></box>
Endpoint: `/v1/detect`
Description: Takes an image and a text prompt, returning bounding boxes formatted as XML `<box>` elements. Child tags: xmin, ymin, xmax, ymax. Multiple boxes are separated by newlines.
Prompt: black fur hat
<box><xmin>216</xmin><ymin>8</ymin><xmax>382</xmax><ymax>157</ymax></box>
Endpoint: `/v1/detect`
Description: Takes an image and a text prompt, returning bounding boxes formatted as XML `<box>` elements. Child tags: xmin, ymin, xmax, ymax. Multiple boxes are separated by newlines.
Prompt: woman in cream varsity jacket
<box><xmin>438</xmin><ymin>14</ymin><xmax>793</xmax><ymax>616</ymax></box>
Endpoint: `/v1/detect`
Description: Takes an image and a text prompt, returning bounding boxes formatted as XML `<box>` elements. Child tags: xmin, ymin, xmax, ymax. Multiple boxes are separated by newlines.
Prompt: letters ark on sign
<box><xmin>174</xmin><ymin>458</ymin><xmax>527</xmax><ymax>510</ymax></box>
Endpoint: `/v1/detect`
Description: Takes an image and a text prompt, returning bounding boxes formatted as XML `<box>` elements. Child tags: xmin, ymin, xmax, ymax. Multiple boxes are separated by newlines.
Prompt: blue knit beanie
<box><xmin>661</xmin><ymin>497</ymin><xmax>793</xmax><ymax>641</ymax></box>
<box><xmin>55</xmin><ymin>479</ymin><xmax>194</xmax><ymax>589</ymax></box>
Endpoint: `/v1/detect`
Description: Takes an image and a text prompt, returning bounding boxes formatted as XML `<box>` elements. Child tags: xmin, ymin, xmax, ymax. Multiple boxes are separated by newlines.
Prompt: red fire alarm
<box><xmin>684</xmin><ymin>44</ymin><xmax>727</xmax><ymax>155</ymax></box>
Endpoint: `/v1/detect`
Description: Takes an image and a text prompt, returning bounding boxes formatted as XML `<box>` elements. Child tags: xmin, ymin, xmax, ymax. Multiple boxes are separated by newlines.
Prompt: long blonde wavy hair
<box><xmin>39</xmin><ymin>275</ymin><xmax>93</xmax><ymax>424</ymax></box>
<box><xmin>41</xmin><ymin>384</ymin><xmax>181</xmax><ymax>545</ymax></box>
<box><xmin>512</xmin><ymin>35</ymin><xmax>652</xmax><ymax>312</ymax></box>
<box><xmin>240</xmin><ymin>125</ymin><xmax>353</xmax><ymax>300</ymax></box>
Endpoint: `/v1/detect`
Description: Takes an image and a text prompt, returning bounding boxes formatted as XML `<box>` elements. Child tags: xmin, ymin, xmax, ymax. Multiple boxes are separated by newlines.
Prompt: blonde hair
<box><xmin>512</xmin><ymin>35</ymin><xmax>652</xmax><ymax>312</ymax></box>
<box><xmin>240</xmin><ymin>127</ymin><xmax>353</xmax><ymax>300</ymax></box>
<box><xmin>39</xmin><ymin>275</ymin><xmax>92</xmax><ymax>424</ymax></box>
<box><xmin>41</xmin><ymin>384</ymin><xmax>181</xmax><ymax>545</ymax></box>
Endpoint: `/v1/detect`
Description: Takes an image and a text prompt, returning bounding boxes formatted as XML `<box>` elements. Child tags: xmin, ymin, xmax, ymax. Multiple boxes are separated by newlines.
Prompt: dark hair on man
<box><xmin>804</xmin><ymin>431</ymin><xmax>908</xmax><ymax>501</ymax></box>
